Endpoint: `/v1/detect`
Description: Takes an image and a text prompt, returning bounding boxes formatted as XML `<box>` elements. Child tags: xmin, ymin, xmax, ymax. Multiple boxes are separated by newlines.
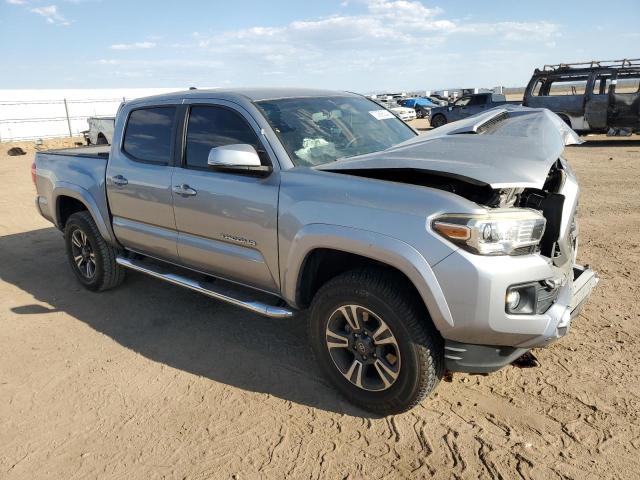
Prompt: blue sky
<box><xmin>1</xmin><ymin>0</ymin><xmax>638</xmax><ymax>92</ymax></box>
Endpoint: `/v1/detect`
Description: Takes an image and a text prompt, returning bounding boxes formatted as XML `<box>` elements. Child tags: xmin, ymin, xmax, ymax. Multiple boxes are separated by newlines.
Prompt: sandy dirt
<box><xmin>1</xmin><ymin>133</ymin><xmax>639</xmax><ymax>479</ymax></box>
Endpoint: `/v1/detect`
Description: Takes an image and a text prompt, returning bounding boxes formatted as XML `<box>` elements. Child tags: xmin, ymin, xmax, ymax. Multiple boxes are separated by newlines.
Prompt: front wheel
<box><xmin>308</xmin><ymin>269</ymin><xmax>443</xmax><ymax>415</ymax></box>
<box><xmin>430</xmin><ymin>114</ymin><xmax>447</xmax><ymax>128</ymax></box>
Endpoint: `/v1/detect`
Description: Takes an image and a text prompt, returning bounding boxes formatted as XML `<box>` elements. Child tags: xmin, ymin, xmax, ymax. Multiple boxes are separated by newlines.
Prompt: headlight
<box><xmin>432</xmin><ymin>209</ymin><xmax>546</xmax><ymax>255</ymax></box>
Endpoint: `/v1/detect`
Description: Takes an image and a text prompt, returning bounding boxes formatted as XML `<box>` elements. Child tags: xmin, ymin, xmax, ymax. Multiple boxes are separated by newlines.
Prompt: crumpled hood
<box><xmin>318</xmin><ymin>106</ymin><xmax>582</xmax><ymax>189</ymax></box>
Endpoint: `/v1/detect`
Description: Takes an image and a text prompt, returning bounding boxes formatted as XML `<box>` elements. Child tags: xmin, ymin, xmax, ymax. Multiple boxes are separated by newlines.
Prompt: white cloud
<box><xmin>110</xmin><ymin>41</ymin><xmax>157</xmax><ymax>50</ymax></box>
<box><xmin>99</xmin><ymin>0</ymin><xmax>562</xmax><ymax>90</ymax></box>
<box><xmin>177</xmin><ymin>1</ymin><xmax>559</xmax><ymax>87</ymax></box>
<box><xmin>456</xmin><ymin>21</ymin><xmax>561</xmax><ymax>40</ymax></box>
<box><xmin>6</xmin><ymin>0</ymin><xmax>27</xmax><ymax>5</ymax></box>
<box><xmin>30</xmin><ymin>5</ymin><xmax>71</xmax><ymax>26</ymax></box>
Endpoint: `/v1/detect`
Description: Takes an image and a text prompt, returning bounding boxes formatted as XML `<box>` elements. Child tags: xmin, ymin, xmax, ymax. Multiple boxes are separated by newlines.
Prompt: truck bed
<box><xmin>34</xmin><ymin>144</ymin><xmax>111</xmax><ymax>232</ymax></box>
<box><xmin>42</xmin><ymin>144</ymin><xmax>110</xmax><ymax>159</ymax></box>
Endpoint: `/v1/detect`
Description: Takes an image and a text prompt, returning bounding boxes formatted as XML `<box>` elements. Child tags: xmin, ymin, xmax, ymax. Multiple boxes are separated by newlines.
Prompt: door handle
<box><xmin>111</xmin><ymin>175</ymin><xmax>128</xmax><ymax>187</ymax></box>
<box><xmin>173</xmin><ymin>184</ymin><xmax>197</xmax><ymax>197</ymax></box>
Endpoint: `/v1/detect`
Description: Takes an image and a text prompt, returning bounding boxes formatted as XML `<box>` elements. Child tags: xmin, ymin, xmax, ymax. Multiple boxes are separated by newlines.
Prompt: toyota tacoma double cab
<box><xmin>33</xmin><ymin>88</ymin><xmax>598</xmax><ymax>415</ymax></box>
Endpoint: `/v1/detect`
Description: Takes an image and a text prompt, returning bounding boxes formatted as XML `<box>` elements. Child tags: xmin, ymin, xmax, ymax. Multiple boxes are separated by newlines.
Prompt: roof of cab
<box><xmin>125</xmin><ymin>87</ymin><xmax>359</xmax><ymax>106</ymax></box>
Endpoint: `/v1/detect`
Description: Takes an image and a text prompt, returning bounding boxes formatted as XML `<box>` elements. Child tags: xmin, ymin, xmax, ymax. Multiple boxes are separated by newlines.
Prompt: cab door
<box><xmin>460</xmin><ymin>95</ymin><xmax>488</xmax><ymax>118</ymax></box>
<box><xmin>171</xmin><ymin>101</ymin><xmax>281</xmax><ymax>293</ymax></box>
<box><xmin>584</xmin><ymin>72</ymin><xmax>611</xmax><ymax>129</ymax></box>
<box><xmin>608</xmin><ymin>72</ymin><xmax>640</xmax><ymax>130</ymax></box>
<box><xmin>447</xmin><ymin>96</ymin><xmax>470</xmax><ymax>121</ymax></box>
<box><xmin>106</xmin><ymin>103</ymin><xmax>179</xmax><ymax>261</ymax></box>
<box><xmin>542</xmin><ymin>76</ymin><xmax>588</xmax><ymax>118</ymax></box>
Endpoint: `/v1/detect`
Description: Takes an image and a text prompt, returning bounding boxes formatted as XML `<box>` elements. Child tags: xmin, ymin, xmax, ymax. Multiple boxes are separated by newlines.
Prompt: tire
<box><xmin>64</xmin><ymin>211</ymin><xmax>125</xmax><ymax>291</ymax></box>
<box><xmin>308</xmin><ymin>268</ymin><xmax>444</xmax><ymax>415</ymax></box>
<box><xmin>416</xmin><ymin>108</ymin><xmax>424</xmax><ymax>119</ymax></box>
<box><xmin>96</xmin><ymin>134</ymin><xmax>108</xmax><ymax>145</ymax></box>
<box><xmin>430</xmin><ymin>114</ymin><xmax>447</xmax><ymax>128</ymax></box>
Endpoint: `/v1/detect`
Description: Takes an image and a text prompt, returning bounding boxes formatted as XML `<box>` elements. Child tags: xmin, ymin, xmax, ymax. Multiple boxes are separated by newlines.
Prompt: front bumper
<box><xmin>444</xmin><ymin>264</ymin><xmax>598</xmax><ymax>373</ymax></box>
<box><xmin>569</xmin><ymin>265</ymin><xmax>599</xmax><ymax>319</ymax></box>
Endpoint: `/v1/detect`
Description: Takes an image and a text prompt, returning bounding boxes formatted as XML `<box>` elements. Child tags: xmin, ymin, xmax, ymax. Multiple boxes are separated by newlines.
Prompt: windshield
<box><xmin>255</xmin><ymin>96</ymin><xmax>416</xmax><ymax>167</ymax></box>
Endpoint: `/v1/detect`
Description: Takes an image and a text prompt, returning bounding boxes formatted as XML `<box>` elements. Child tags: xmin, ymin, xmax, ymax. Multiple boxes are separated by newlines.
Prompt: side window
<box><xmin>614</xmin><ymin>74</ymin><xmax>640</xmax><ymax>94</ymax></box>
<box><xmin>592</xmin><ymin>75</ymin><xmax>613</xmax><ymax>95</ymax></box>
<box><xmin>546</xmin><ymin>78</ymin><xmax>588</xmax><ymax>96</ymax></box>
<box><xmin>185</xmin><ymin>106</ymin><xmax>261</xmax><ymax>170</ymax></box>
<box><xmin>467</xmin><ymin>96</ymin><xmax>486</xmax><ymax>106</ymax></box>
<box><xmin>531</xmin><ymin>79</ymin><xmax>544</xmax><ymax>96</ymax></box>
<box><xmin>123</xmin><ymin>107</ymin><xmax>176</xmax><ymax>164</ymax></box>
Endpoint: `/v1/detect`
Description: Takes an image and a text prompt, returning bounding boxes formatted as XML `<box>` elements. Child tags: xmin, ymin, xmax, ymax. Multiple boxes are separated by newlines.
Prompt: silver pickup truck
<box><xmin>34</xmin><ymin>88</ymin><xmax>598</xmax><ymax>415</ymax></box>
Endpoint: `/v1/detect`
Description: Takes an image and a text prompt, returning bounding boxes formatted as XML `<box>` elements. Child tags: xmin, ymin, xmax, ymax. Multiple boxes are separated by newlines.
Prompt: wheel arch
<box><xmin>556</xmin><ymin>113</ymin><xmax>572</xmax><ymax>128</ymax></box>
<box><xmin>431</xmin><ymin>112</ymin><xmax>447</xmax><ymax>126</ymax></box>
<box><xmin>53</xmin><ymin>184</ymin><xmax>116</xmax><ymax>244</ymax></box>
<box><xmin>57</xmin><ymin>195</ymin><xmax>87</xmax><ymax>227</ymax></box>
<box><xmin>283</xmin><ymin>224</ymin><xmax>454</xmax><ymax>334</ymax></box>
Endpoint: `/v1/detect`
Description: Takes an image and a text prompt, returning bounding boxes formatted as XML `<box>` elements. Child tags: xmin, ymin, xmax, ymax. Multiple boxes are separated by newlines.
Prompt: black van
<box><xmin>523</xmin><ymin>59</ymin><xmax>639</xmax><ymax>134</ymax></box>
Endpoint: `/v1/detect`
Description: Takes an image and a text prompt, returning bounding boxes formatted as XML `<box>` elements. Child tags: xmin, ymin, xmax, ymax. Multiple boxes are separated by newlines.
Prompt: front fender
<box><xmin>282</xmin><ymin>223</ymin><xmax>454</xmax><ymax>334</ymax></box>
<box><xmin>52</xmin><ymin>182</ymin><xmax>116</xmax><ymax>245</ymax></box>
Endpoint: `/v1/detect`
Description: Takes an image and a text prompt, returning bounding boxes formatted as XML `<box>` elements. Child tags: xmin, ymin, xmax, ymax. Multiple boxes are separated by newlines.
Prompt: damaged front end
<box><xmin>320</xmin><ymin>106</ymin><xmax>586</xmax><ymax>270</ymax></box>
<box><xmin>321</xmin><ymin>106</ymin><xmax>598</xmax><ymax>368</ymax></box>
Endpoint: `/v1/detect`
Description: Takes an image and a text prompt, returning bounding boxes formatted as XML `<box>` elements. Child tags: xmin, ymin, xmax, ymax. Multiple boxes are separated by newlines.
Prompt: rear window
<box><xmin>467</xmin><ymin>96</ymin><xmax>486</xmax><ymax>106</ymax></box>
<box><xmin>123</xmin><ymin>107</ymin><xmax>176</xmax><ymax>164</ymax></box>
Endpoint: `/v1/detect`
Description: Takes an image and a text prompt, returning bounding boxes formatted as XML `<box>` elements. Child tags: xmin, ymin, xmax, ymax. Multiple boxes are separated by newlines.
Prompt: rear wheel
<box><xmin>308</xmin><ymin>269</ymin><xmax>443</xmax><ymax>415</ymax></box>
<box><xmin>64</xmin><ymin>211</ymin><xmax>125</xmax><ymax>291</ymax></box>
<box><xmin>430</xmin><ymin>114</ymin><xmax>447</xmax><ymax>128</ymax></box>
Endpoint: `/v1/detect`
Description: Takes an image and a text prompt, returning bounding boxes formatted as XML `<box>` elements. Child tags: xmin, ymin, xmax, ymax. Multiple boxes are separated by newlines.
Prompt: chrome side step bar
<box><xmin>116</xmin><ymin>256</ymin><xmax>295</xmax><ymax>319</ymax></box>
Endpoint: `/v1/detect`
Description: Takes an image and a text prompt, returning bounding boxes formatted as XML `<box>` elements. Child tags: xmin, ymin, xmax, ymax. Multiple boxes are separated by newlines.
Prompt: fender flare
<box><xmin>52</xmin><ymin>182</ymin><xmax>117</xmax><ymax>244</ymax></box>
<box><xmin>282</xmin><ymin>224</ymin><xmax>454</xmax><ymax>333</ymax></box>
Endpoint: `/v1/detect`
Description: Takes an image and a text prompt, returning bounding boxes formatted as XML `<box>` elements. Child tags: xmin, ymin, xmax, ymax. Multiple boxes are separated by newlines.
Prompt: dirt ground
<box><xmin>1</xmin><ymin>132</ymin><xmax>639</xmax><ymax>480</ymax></box>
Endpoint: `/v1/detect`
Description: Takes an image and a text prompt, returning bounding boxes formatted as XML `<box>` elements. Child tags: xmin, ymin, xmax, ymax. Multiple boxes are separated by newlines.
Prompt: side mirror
<box><xmin>207</xmin><ymin>144</ymin><xmax>272</xmax><ymax>177</ymax></box>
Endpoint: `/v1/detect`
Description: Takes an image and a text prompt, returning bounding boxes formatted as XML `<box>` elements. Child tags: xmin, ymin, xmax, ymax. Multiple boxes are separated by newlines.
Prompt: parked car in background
<box><xmin>427</xmin><ymin>95</ymin><xmax>449</xmax><ymax>106</ymax></box>
<box><xmin>523</xmin><ymin>58</ymin><xmax>640</xmax><ymax>133</ymax></box>
<box><xmin>373</xmin><ymin>98</ymin><xmax>417</xmax><ymax>122</ymax></box>
<box><xmin>428</xmin><ymin>93</ymin><xmax>519</xmax><ymax>128</ymax></box>
<box><xmin>387</xmin><ymin>102</ymin><xmax>417</xmax><ymax>121</ymax></box>
<box><xmin>83</xmin><ymin>116</ymin><xmax>115</xmax><ymax>145</ymax></box>
<box><xmin>398</xmin><ymin>97</ymin><xmax>439</xmax><ymax>119</ymax></box>
<box><xmin>33</xmin><ymin>88</ymin><xmax>597</xmax><ymax>415</ymax></box>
